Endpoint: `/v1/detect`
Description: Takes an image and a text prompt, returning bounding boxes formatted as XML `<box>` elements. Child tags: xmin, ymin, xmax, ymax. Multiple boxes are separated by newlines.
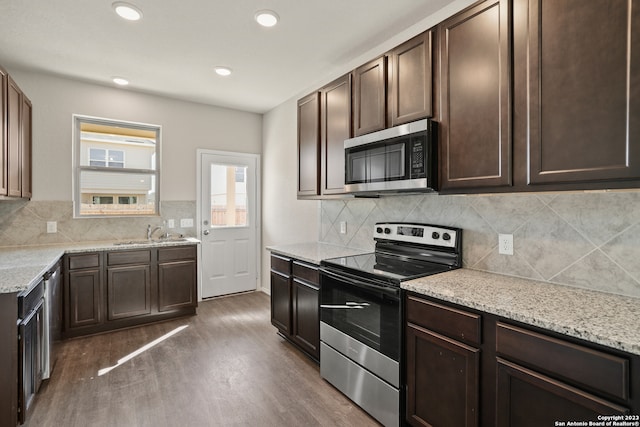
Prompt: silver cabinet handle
<box><xmin>203</xmin><ymin>229</ymin><xmax>210</xmax><ymax>235</ymax></box>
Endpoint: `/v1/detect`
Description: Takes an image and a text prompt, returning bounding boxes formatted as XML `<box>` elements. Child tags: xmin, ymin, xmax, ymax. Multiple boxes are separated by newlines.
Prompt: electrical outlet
<box><xmin>498</xmin><ymin>234</ymin><xmax>514</xmax><ymax>255</ymax></box>
<box><xmin>47</xmin><ymin>221</ymin><xmax>57</xmax><ymax>233</ymax></box>
<box><xmin>180</xmin><ymin>218</ymin><xmax>194</xmax><ymax>228</ymax></box>
<box><xmin>339</xmin><ymin>221</ymin><xmax>347</xmax><ymax>234</ymax></box>
<box><xmin>167</xmin><ymin>219</ymin><xmax>175</xmax><ymax>229</ymax></box>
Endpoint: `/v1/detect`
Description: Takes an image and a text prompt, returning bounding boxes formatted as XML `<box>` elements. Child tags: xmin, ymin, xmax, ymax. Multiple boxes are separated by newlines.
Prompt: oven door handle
<box><xmin>319</xmin><ymin>267</ymin><xmax>401</xmax><ymax>299</ymax></box>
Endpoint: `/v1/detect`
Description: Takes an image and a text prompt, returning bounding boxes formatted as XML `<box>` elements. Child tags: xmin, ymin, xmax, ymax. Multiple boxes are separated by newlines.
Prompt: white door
<box><xmin>198</xmin><ymin>151</ymin><xmax>260</xmax><ymax>298</ymax></box>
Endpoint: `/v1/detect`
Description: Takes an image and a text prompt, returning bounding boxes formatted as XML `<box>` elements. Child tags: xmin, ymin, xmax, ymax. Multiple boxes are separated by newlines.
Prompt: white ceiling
<box><xmin>0</xmin><ymin>0</ymin><xmax>458</xmax><ymax>114</ymax></box>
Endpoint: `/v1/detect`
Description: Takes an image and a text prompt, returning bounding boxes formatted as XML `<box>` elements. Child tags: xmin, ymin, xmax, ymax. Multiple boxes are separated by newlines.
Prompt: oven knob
<box><xmin>432</xmin><ymin>232</ymin><xmax>440</xmax><ymax>239</ymax></box>
<box><xmin>443</xmin><ymin>233</ymin><xmax>451</xmax><ymax>241</ymax></box>
<box><xmin>384</xmin><ymin>227</ymin><xmax>391</xmax><ymax>234</ymax></box>
<box><xmin>376</xmin><ymin>227</ymin><xmax>383</xmax><ymax>234</ymax></box>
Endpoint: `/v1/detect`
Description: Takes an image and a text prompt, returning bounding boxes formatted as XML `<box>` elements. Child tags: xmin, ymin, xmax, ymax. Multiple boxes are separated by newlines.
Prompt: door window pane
<box><xmin>210</xmin><ymin>164</ymin><xmax>248</xmax><ymax>227</ymax></box>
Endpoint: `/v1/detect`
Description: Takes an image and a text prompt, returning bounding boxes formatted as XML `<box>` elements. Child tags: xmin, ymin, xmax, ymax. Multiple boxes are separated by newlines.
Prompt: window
<box><xmin>92</xmin><ymin>196</ymin><xmax>114</xmax><ymax>204</ymax></box>
<box><xmin>73</xmin><ymin>115</ymin><xmax>160</xmax><ymax>217</ymax></box>
<box><xmin>118</xmin><ymin>196</ymin><xmax>137</xmax><ymax>204</ymax></box>
<box><xmin>89</xmin><ymin>148</ymin><xmax>125</xmax><ymax>168</ymax></box>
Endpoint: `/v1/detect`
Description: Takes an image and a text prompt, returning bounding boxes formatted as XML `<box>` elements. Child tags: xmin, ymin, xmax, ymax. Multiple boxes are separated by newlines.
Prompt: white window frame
<box><xmin>73</xmin><ymin>115</ymin><xmax>161</xmax><ymax>218</ymax></box>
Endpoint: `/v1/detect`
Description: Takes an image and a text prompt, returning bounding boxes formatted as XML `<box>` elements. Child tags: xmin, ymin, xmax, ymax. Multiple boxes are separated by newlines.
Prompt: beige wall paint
<box><xmin>7</xmin><ymin>69</ymin><xmax>262</xmax><ymax>201</ymax></box>
<box><xmin>261</xmin><ymin>99</ymin><xmax>319</xmax><ymax>292</ymax></box>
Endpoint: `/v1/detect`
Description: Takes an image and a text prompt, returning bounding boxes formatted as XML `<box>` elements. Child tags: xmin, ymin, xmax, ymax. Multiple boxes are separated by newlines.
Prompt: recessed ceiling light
<box><xmin>255</xmin><ymin>10</ymin><xmax>279</xmax><ymax>27</ymax></box>
<box><xmin>214</xmin><ymin>67</ymin><xmax>232</xmax><ymax>77</ymax></box>
<box><xmin>112</xmin><ymin>2</ymin><xmax>143</xmax><ymax>21</ymax></box>
<box><xmin>112</xmin><ymin>77</ymin><xmax>129</xmax><ymax>86</ymax></box>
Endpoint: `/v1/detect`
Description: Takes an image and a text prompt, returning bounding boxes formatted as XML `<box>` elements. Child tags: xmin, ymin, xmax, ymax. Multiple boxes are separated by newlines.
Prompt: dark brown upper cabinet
<box><xmin>320</xmin><ymin>74</ymin><xmax>351</xmax><ymax>196</ymax></box>
<box><xmin>21</xmin><ymin>95</ymin><xmax>32</xmax><ymax>199</ymax></box>
<box><xmin>438</xmin><ymin>0</ymin><xmax>512</xmax><ymax>191</ymax></box>
<box><xmin>7</xmin><ymin>76</ymin><xmax>22</xmax><ymax>197</ymax></box>
<box><xmin>1</xmin><ymin>67</ymin><xmax>31</xmax><ymax>200</ymax></box>
<box><xmin>297</xmin><ymin>92</ymin><xmax>320</xmax><ymax>197</ymax></box>
<box><xmin>388</xmin><ymin>30</ymin><xmax>434</xmax><ymax>127</ymax></box>
<box><xmin>514</xmin><ymin>0</ymin><xmax>640</xmax><ymax>186</ymax></box>
<box><xmin>296</xmin><ymin>30</ymin><xmax>433</xmax><ymax>198</ymax></box>
<box><xmin>353</xmin><ymin>56</ymin><xmax>387</xmax><ymax>136</ymax></box>
<box><xmin>0</xmin><ymin>68</ymin><xmax>6</xmax><ymax>196</ymax></box>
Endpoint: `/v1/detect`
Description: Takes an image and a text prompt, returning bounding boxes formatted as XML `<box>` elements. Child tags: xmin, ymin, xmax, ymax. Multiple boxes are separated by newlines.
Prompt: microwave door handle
<box><xmin>320</xmin><ymin>268</ymin><xmax>400</xmax><ymax>298</ymax></box>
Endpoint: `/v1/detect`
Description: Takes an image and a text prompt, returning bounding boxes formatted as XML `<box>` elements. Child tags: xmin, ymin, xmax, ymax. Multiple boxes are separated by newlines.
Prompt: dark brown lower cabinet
<box><xmin>158</xmin><ymin>260</ymin><xmax>197</xmax><ymax>312</ymax></box>
<box><xmin>405</xmin><ymin>292</ymin><xmax>640</xmax><ymax>425</ymax></box>
<box><xmin>0</xmin><ymin>293</ymin><xmax>18</xmax><ymax>427</ymax></box>
<box><xmin>67</xmin><ymin>267</ymin><xmax>102</xmax><ymax>330</ymax></box>
<box><xmin>107</xmin><ymin>265</ymin><xmax>151</xmax><ymax>320</ymax></box>
<box><xmin>64</xmin><ymin>245</ymin><xmax>198</xmax><ymax>339</ymax></box>
<box><xmin>496</xmin><ymin>358</ymin><xmax>628</xmax><ymax>427</ymax></box>
<box><xmin>406</xmin><ymin>323</ymin><xmax>479</xmax><ymax>427</ymax></box>
<box><xmin>291</xmin><ymin>262</ymin><xmax>320</xmax><ymax>360</ymax></box>
<box><xmin>270</xmin><ymin>254</ymin><xmax>320</xmax><ymax>361</ymax></box>
<box><xmin>270</xmin><ymin>254</ymin><xmax>292</xmax><ymax>334</ymax></box>
<box><xmin>406</xmin><ymin>294</ymin><xmax>480</xmax><ymax>427</ymax></box>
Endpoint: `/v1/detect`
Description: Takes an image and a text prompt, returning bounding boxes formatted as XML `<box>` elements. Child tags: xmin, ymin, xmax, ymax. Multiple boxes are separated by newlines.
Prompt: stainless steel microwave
<box><xmin>344</xmin><ymin>119</ymin><xmax>436</xmax><ymax>194</ymax></box>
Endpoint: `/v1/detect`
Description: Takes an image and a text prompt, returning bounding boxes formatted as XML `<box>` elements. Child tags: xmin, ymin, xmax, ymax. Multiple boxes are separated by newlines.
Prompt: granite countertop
<box><xmin>0</xmin><ymin>238</ymin><xmax>200</xmax><ymax>295</ymax></box>
<box><xmin>403</xmin><ymin>268</ymin><xmax>640</xmax><ymax>356</ymax></box>
<box><xmin>266</xmin><ymin>242</ymin><xmax>367</xmax><ymax>265</ymax></box>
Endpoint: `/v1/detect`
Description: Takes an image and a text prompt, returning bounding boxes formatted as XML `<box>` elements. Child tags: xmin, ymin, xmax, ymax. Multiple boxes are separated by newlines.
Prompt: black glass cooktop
<box><xmin>321</xmin><ymin>252</ymin><xmax>454</xmax><ymax>284</ymax></box>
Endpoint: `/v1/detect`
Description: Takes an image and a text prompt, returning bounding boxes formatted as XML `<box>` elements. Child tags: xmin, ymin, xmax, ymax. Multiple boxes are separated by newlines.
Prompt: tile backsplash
<box><xmin>0</xmin><ymin>200</ymin><xmax>197</xmax><ymax>246</ymax></box>
<box><xmin>320</xmin><ymin>191</ymin><xmax>640</xmax><ymax>298</ymax></box>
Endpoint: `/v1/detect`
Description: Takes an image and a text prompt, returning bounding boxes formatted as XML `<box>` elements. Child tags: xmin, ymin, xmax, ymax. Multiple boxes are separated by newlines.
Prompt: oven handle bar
<box><xmin>319</xmin><ymin>267</ymin><xmax>401</xmax><ymax>300</ymax></box>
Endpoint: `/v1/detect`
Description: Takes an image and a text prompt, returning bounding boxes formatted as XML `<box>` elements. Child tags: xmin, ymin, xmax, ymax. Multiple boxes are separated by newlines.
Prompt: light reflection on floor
<box><xmin>97</xmin><ymin>325</ymin><xmax>189</xmax><ymax>376</ymax></box>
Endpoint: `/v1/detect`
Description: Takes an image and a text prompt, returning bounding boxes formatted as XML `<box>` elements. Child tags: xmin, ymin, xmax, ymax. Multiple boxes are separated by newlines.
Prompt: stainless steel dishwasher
<box><xmin>43</xmin><ymin>261</ymin><xmax>61</xmax><ymax>379</ymax></box>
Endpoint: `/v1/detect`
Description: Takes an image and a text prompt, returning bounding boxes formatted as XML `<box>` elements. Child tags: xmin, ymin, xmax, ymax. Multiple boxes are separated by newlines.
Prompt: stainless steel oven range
<box><xmin>319</xmin><ymin>222</ymin><xmax>462</xmax><ymax>427</ymax></box>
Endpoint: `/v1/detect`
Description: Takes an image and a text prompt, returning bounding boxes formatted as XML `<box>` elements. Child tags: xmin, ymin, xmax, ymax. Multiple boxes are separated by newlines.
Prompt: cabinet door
<box><xmin>292</xmin><ymin>278</ymin><xmax>319</xmax><ymax>360</ymax></box>
<box><xmin>270</xmin><ymin>270</ymin><xmax>292</xmax><ymax>335</ymax></box>
<box><xmin>388</xmin><ymin>30</ymin><xmax>433</xmax><ymax>126</ymax></box>
<box><xmin>7</xmin><ymin>76</ymin><xmax>21</xmax><ymax>197</ymax></box>
<box><xmin>107</xmin><ymin>265</ymin><xmax>151</xmax><ymax>320</ymax></box>
<box><xmin>297</xmin><ymin>92</ymin><xmax>320</xmax><ymax>197</ymax></box>
<box><xmin>406</xmin><ymin>323</ymin><xmax>480</xmax><ymax>427</ymax></box>
<box><xmin>66</xmin><ymin>269</ymin><xmax>101</xmax><ymax>329</ymax></box>
<box><xmin>158</xmin><ymin>260</ymin><xmax>197</xmax><ymax>312</ymax></box>
<box><xmin>20</xmin><ymin>96</ymin><xmax>31</xmax><ymax>199</ymax></box>
<box><xmin>496</xmin><ymin>358</ymin><xmax>629</xmax><ymax>427</ymax></box>
<box><xmin>353</xmin><ymin>56</ymin><xmax>387</xmax><ymax>136</ymax></box>
<box><xmin>439</xmin><ymin>0</ymin><xmax>511</xmax><ymax>190</ymax></box>
<box><xmin>320</xmin><ymin>74</ymin><xmax>351</xmax><ymax>195</ymax></box>
<box><xmin>517</xmin><ymin>0</ymin><xmax>640</xmax><ymax>185</ymax></box>
<box><xmin>0</xmin><ymin>67</ymin><xmax>7</xmax><ymax>196</ymax></box>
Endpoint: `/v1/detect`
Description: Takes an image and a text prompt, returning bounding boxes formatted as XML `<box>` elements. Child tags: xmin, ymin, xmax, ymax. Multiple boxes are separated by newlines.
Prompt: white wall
<box><xmin>261</xmin><ymin>99</ymin><xmax>319</xmax><ymax>292</ymax></box>
<box><xmin>7</xmin><ymin>68</ymin><xmax>263</xmax><ymax>201</ymax></box>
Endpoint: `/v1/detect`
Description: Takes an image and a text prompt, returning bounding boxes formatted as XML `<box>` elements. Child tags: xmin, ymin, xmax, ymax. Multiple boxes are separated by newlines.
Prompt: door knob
<box><xmin>203</xmin><ymin>229</ymin><xmax>210</xmax><ymax>235</ymax></box>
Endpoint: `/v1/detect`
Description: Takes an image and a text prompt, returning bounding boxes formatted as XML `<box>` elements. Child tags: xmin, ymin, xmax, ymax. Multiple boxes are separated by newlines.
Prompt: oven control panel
<box><xmin>373</xmin><ymin>223</ymin><xmax>458</xmax><ymax>248</ymax></box>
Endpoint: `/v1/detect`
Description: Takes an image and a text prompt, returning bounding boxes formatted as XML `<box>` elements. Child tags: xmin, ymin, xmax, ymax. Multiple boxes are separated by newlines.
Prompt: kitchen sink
<box><xmin>113</xmin><ymin>237</ymin><xmax>190</xmax><ymax>246</ymax></box>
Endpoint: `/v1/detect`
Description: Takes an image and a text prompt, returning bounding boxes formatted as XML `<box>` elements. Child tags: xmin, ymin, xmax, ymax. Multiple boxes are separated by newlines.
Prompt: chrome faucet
<box><xmin>147</xmin><ymin>224</ymin><xmax>163</xmax><ymax>240</ymax></box>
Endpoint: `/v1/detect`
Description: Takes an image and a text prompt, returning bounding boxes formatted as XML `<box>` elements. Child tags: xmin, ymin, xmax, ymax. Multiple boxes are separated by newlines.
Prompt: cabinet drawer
<box><xmin>18</xmin><ymin>280</ymin><xmax>44</xmax><ymax>318</ymax></box>
<box><xmin>496</xmin><ymin>322</ymin><xmax>629</xmax><ymax>400</ymax></box>
<box><xmin>292</xmin><ymin>261</ymin><xmax>319</xmax><ymax>286</ymax></box>
<box><xmin>271</xmin><ymin>254</ymin><xmax>291</xmax><ymax>275</ymax></box>
<box><xmin>107</xmin><ymin>250</ymin><xmax>151</xmax><ymax>266</ymax></box>
<box><xmin>68</xmin><ymin>253</ymin><xmax>100</xmax><ymax>270</ymax></box>
<box><xmin>406</xmin><ymin>295</ymin><xmax>481</xmax><ymax>346</ymax></box>
<box><xmin>158</xmin><ymin>245</ymin><xmax>196</xmax><ymax>262</ymax></box>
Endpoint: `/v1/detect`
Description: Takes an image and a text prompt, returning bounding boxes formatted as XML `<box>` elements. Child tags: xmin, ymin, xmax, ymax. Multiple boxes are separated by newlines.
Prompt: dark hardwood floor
<box><xmin>26</xmin><ymin>292</ymin><xmax>380</xmax><ymax>427</ymax></box>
